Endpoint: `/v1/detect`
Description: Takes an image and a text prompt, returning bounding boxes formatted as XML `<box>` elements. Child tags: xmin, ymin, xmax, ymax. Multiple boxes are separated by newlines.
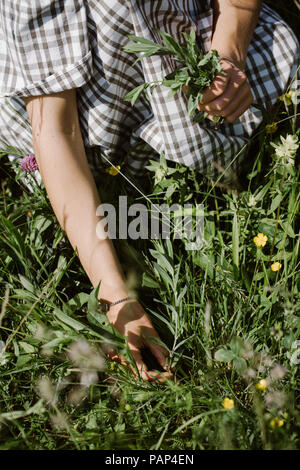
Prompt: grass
<box><xmin>0</xmin><ymin>1</ymin><xmax>299</xmax><ymax>451</ymax></box>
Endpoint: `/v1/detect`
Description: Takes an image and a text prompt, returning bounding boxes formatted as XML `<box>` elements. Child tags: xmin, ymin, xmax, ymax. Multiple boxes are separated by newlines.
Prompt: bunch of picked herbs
<box><xmin>124</xmin><ymin>29</ymin><xmax>225</xmax><ymax>124</ymax></box>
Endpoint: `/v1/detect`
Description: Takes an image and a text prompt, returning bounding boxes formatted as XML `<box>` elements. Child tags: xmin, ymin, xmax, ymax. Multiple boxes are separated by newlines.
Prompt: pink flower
<box><xmin>20</xmin><ymin>155</ymin><xmax>38</xmax><ymax>172</ymax></box>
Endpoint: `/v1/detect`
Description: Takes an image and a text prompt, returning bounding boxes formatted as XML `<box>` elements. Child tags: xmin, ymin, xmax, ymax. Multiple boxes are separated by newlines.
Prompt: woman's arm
<box><xmin>210</xmin><ymin>0</ymin><xmax>262</xmax><ymax>70</ymax></box>
<box><xmin>198</xmin><ymin>0</ymin><xmax>262</xmax><ymax>123</ymax></box>
<box><xmin>24</xmin><ymin>89</ymin><xmax>172</xmax><ymax>381</ymax></box>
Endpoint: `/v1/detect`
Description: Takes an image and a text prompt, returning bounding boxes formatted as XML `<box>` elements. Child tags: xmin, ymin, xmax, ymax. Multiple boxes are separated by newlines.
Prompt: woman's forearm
<box><xmin>210</xmin><ymin>0</ymin><xmax>262</xmax><ymax>69</ymax></box>
<box><xmin>24</xmin><ymin>90</ymin><xmax>130</xmax><ymax>303</ymax></box>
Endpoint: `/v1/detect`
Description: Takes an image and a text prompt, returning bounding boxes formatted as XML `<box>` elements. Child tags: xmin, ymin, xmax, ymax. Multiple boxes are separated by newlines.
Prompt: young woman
<box><xmin>0</xmin><ymin>1</ymin><xmax>298</xmax><ymax>381</ymax></box>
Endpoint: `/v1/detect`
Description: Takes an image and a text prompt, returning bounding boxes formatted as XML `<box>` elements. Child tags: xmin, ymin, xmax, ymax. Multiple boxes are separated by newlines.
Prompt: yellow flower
<box><xmin>253</xmin><ymin>233</ymin><xmax>268</xmax><ymax>247</ymax></box>
<box><xmin>270</xmin><ymin>416</ymin><xmax>285</xmax><ymax>429</ymax></box>
<box><xmin>271</xmin><ymin>262</ymin><xmax>282</xmax><ymax>272</ymax></box>
<box><xmin>222</xmin><ymin>397</ymin><xmax>234</xmax><ymax>410</ymax></box>
<box><xmin>279</xmin><ymin>91</ymin><xmax>294</xmax><ymax>106</ymax></box>
<box><xmin>125</xmin><ymin>404</ymin><xmax>131</xmax><ymax>412</ymax></box>
<box><xmin>256</xmin><ymin>379</ymin><xmax>268</xmax><ymax>391</ymax></box>
<box><xmin>105</xmin><ymin>165</ymin><xmax>121</xmax><ymax>176</ymax></box>
<box><xmin>265</xmin><ymin>123</ymin><xmax>278</xmax><ymax>134</ymax></box>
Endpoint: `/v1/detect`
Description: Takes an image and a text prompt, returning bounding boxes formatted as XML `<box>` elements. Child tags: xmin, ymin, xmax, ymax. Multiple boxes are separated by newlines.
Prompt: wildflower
<box><xmin>50</xmin><ymin>411</ymin><xmax>69</xmax><ymax>431</ymax></box>
<box><xmin>271</xmin><ymin>262</ymin><xmax>282</xmax><ymax>272</ymax></box>
<box><xmin>269</xmin><ymin>364</ymin><xmax>286</xmax><ymax>381</ymax></box>
<box><xmin>256</xmin><ymin>378</ymin><xmax>268</xmax><ymax>391</ymax></box>
<box><xmin>67</xmin><ymin>386</ymin><xmax>87</xmax><ymax>406</ymax></box>
<box><xmin>243</xmin><ymin>368</ymin><xmax>256</xmax><ymax>381</ymax></box>
<box><xmin>248</xmin><ymin>194</ymin><xmax>257</xmax><ymax>207</ymax></box>
<box><xmin>80</xmin><ymin>371</ymin><xmax>98</xmax><ymax>387</ymax></box>
<box><xmin>105</xmin><ymin>165</ymin><xmax>121</xmax><ymax>176</ymax></box>
<box><xmin>270</xmin><ymin>322</ymin><xmax>283</xmax><ymax>341</ymax></box>
<box><xmin>271</xmin><ymin>134</ymin><xmax>299</xmax><ymax>164</ymax></box>
<box><xmin>125</xmin><ymin>404</ymin><xmax>132</xmax><ymax>412</ymax></box>
<box><xmin>222</xmin><ymin>397</ymin><xmax>234</xmax><ymax>410</ymax></box>
<box><xmin>20</xmin><ymin>155</ymin><xmax>38</xmax><ymax>172</ymax></box>
<box><xmin>270</xmin><ymin>416</ymin><xmax>284</xmax><ymax>429</ymax></box>
<box><xmin>265</xmin><ymin>123</ymin><xmax>278</xmax><ymax>134</ymax></box>
<box><xmin>36</xmin><ymin>376</ymin><xmax>57</xmax><ymax>406</ymax></box>
<box><xmin>265</xmin><ymin>390</ymin><xmax>285</xmax><ymax>408</ymax></box>
<box><xmin>279</xmin><ymin>91</ymin><xmax>295</xmax><ymax>106</ymax></box>
<box><xmin>253</xmin><ymin>233</ymin><xmax>268</xmax><ymax>247</ymax></box>
<box><xmin>67</xmin><ymin>339</ymin><xmax>105</xmax><ymax>372</ymax></box>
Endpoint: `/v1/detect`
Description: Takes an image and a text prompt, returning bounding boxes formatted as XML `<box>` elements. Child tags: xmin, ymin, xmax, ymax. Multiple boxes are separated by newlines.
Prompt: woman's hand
<box><xmin>200</xmin><ymin>0</ymin><xmax>261</xmax><ymax>123</ymax></box>
<box><xmin>106</xmin><ymin>299</ymin><xmax>173</xmax><ymax>382</ymax></box>
<box><xmin>197</xmin><ymin>58</ymin><xmax>253</xmax><ymax>123</ymax></box>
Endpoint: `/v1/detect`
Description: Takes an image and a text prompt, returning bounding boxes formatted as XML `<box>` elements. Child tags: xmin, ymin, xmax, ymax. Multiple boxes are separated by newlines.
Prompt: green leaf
<box><xmin>188</xmin><ymin>94</ymin><xmax>198</xmax><ymax>116</ymax></box>
<box><xmin>124</xmin><ymin>83</ymin><xmax>149</xmax><ymax>106</ymax></box>
<box><xmin>16</xmin><ymin>354</ymin><xmax>33</xmax><ymax>369</ymax></box>
<box><xmin>19</xmin><ymin>341</ymin><xmax>35</xmax><ymax>354</ymax></box>
<box><xmin>153</xmin><ymin>262</ymin><xmax>174</xmax><ymax>287</ymax></box>
<box><xmin>142</xmin><ymin>273</ymin><xmax>160</xmax><ymax>289</ymax></box>
<box><xmin>67</xmin><ymin>292</ymin><xmax>90</xmax><ymax>312</ymax></box>
<box><xmin>87</xmin><ymin>284</ymin><xmax>101</xmax><ymax>315</ymax></box>
<box><xmin>232</xmin><ymin>211</ymin><xmax>239</xmax><ymax>268</ymax></box>
<box><xmin>232</xmin><ymin>357</ymin><xmax>247</xmax><ymax>373</ymax></box>
<box><xmin>0</xmin><ymin>400</ymin><xmax>45</xmax><ymax>422</ymax></box>
<box><xmin>281</xmin><ymin>220</ymin><xmax>295</xmax><ymax>238</ymax></box>
<box><xmin>149</xmin><ymin>249</ymin><xmax>174</xmax><ymax>276</ymax></box>
<box><xmin>214</xmin><ymin>349</ymin><xmax>235</xmax><ymax>362</ymax></box>
<box><xmin>53</xmin><ymin>308</ymin><xmax>87</xmax><ymax>332</ymax></box>
<box><xmin>268</xmin><ymin>193</ymin><xmax>282</xmax><ymax>215</ymax></box>
<box><xmin>159</xmin><ymin>31</ymin><xmax>186</xmax><ymax>59</ymax></box>
<box><xmin>123</xmin><ymin>36</ymin><xmax>166</xmax><ymax>58</ymax></box>
<box><xmin>194</xmin><ymin>253</ymin><xmax>214</xmax><ymax>279</ymax></box>
<box><xmin>43</xmin><ymin>336</ymin><xmax>73</xmax><ymax>350</ymax></box>
<box><xmin>18</xmin><ymin>275</ymin><xmax>35</xmax><ymax>294</ymax></box>
<box><xmin>87</xmin><ymin>310</ymin><xmax>109</xmax><ymax>329</ymax></box>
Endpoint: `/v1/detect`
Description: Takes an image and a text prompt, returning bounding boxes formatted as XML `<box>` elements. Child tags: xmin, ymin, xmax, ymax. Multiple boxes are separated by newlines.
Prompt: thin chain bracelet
<box><xmin>98</xmin><ymin>296</ymin><xmax>136</xmax><ymax>314</ymax></box>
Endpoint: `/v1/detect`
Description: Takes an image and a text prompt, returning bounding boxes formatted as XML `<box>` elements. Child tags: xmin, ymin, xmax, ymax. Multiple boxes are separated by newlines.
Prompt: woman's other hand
<box><xmin>106</xmin><ymin>299</ymin><xmax>173</xmax><ymax>383</ymax></box>
<box><xmin>197</xmin><ymin>58</ymin><xmax>253</xmax><ymax>124</ymax></box>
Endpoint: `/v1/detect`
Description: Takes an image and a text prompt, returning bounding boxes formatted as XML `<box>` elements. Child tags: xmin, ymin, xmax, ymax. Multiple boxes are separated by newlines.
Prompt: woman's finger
<box><xmin>225</xmin><ymin>93</ymin><xmax>254</xmax><ymax>123</ymax></box>
<box><xmin>204</xmin><ymin>89</ymin><xmax>252</xmax><ymax>124</ymax></box>
<box><xmin>145</xmin><ymin>370</ymin><xmax>174</xmax><ymax>383</ymax></box>
<box><xmin>208</xmin><ymin>84</ymin><xmax>252</xmax><ymax>120</ymax></box>
<box><xmin>129</xmin><ymin>348</ymin><xmax>151</xmax><ymax>381</ymax></box>
<box><xmin>199</xmin><ymin>81</ymin><xmax>248</xmax><ymax>116</ymax></box>
<box><xmin>142</xmin><ymin>329</ymin><xmax>171</xmax><ymax>370</ymax></box>
<box><xmin>219</xmin><ymin>85</ymin><xmax>252</xmax><ymax>118</ymax></box>
<box><xmin>199</xmin><ymin>69</ymin><xmax>247</xmax><ymax>114</ymax></box>
<box><xmin>148</xmin><ymin>341</ymin><xmax>171</xmax><ymax>371</ymax></box>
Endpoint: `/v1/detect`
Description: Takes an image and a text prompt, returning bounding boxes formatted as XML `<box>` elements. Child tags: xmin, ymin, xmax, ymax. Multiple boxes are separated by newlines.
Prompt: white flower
<box><xmin>248</xmin><ymin>194</ymin><xmax>257</xmax><ymax>207</ymax></box>
<box><xmin>271</xmin><ymin>134</ymin><xmax>299</xmax><ymax>164</ymax></box>
<box><xmin>291</xmin><ymin>89</ymin><xmax>300</xmax><ymax>105</ymax></box>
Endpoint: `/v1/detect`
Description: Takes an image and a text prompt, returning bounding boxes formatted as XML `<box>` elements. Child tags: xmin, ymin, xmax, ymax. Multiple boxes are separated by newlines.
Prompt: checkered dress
<box><xmin>0</xmin><ymin>0</ymin><xmax>299</xmax><ymax>186</ymax></box>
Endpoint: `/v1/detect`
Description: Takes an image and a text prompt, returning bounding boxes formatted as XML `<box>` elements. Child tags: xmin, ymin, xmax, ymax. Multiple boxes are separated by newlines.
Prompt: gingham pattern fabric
<box><xmin>0</xmin><ymin>0</ymin><xmax>299</xmax><ymax>185</ymax></box>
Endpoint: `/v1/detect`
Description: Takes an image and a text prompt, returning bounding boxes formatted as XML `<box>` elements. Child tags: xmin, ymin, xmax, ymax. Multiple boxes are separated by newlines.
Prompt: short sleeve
<box><xmin>0</xmin><ymin>0</ymin><xmax>93</xmax><ymax>98</ymax></box>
